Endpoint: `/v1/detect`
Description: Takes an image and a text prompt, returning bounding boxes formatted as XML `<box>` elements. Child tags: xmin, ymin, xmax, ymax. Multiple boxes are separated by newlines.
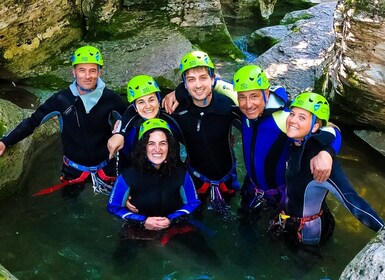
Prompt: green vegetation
<box><xmin>85</xmin><ymin>10</ymin><xmax>169</xmax><ymax>41</ymax></box>
<box><xmin>0</xmin><ymin>122</ymin><xmax>7</xmax><ymax>137</ymax></box>
<box><xmin>182</xmin><ymin>25</ymin><xmax>245</xmax><ymax>60</ymax></box>
<box><xmin>248</xmin><ymin>34</ymin><xmax>280</xmax><ymax>55</ymax></box>
<box><xmin>0</xmin><ymin>47</ymin><xmax>8</xmax><ymax>66</ymax></box>
<box><xmin>281</xmin><ymin>13</ymin><xmax>312</xmax><ymax>25</ymax></box>
<box><xmin>155</xmin><ymin>76</ymin><xmax>176</xmax><ymax>91</ymax></box>
<box><xmin>21</xmin><ymin>74</ymin><xmax>69</xmax><ymax>91</ymax></box>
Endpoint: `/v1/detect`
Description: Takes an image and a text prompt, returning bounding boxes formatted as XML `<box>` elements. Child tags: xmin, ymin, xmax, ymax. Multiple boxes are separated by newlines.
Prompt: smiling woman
<box><xmin>107</xmin><ymin>118</ymin><xmax>200</xmax><ymax>231</ymax></box>
<box><xmin>105</xmin><ymin>118</ymin><xmax>219</xmax><ymax>264</ymax></box>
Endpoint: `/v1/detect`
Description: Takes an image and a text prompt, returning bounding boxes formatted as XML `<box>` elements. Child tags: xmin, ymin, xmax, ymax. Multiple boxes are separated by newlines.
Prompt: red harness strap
<box><xmin>197</xmin><ymin>182</ymin><xmax>235</xmax><ymax>195</ymax></box>
<box><xmin>297</xmin><ymin>209</ymin><xmax>324</xmax><ymax>242</ymax></box>
<box><xmin>97</xmin><ymin>168</ymin><xmax>116</xmax><ymax>183</ymax></box>
<box><xmin>197</xmin><ymin>182</ymin><xmax>211</xmax><ymax>194</ymax></box>
<box><xmin>32</xmin><ymin>171</ymin><xmax>90</xmax><ymax>196</ymax></box>
<box><xmin>160</xmin><ymin>224</ymin><xmax>196</xmax><ymax>245</ymax></box>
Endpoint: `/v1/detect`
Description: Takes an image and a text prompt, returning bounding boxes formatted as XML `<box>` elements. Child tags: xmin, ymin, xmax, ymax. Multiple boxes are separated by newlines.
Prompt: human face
<box><xmin>237</xmin><ymin>89</ymin><xmax>269</xmax><ymax>119</ymax></box>
<box><xmin>146</xmin><ymin>130</ymin><xmax>168</xmax><ymax>169</ymax></box>
<box><xmin>135</xmin><ymin>93</ymin><xmax>160</xmax><ymax>119</ymax></box>
<box><xmin>286</xmin><ymin>107</ymin><xmax>319</xmax><ymax>140</ymax></box>
<box><xmin>184</xmin><ymin>67</ymin><xmax>214</xmax><ymax>107</ymax></box>
<box><xmin>73</xmin><ymin>63</ymin><xmax>101</xmax><ymax>94</ymax></box>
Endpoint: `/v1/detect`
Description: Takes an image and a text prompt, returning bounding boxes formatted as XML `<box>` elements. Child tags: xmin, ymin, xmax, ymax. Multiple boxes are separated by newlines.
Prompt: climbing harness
<box><xmin>268</xmin><ymin>210</ymin><xmax>324</xmax><ymax>243</ymax></box>
<box><xmin>187</xmin><ymin>165</ymin><xmax>236</xmax><ymax>221</ymax></box>
<box><xmin>33</xmin><ymin>156</ymin><xmax>117</xmax><ymax>196</ymax></box>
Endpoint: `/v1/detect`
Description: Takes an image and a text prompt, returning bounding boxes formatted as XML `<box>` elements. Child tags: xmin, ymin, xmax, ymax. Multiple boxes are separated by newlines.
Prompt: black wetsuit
<box><xmin>107</xmin><ymin>165</ymin><xmax>200</xmax><ymax>222</ymax></box>
<box><xmin>285</xmin><ymin>131</ymin><xmax>384</xmax><ymax>245</ymax></box>
<box><xmin>108</xmin><ymin>165</ymin><xmax>220</xmax><ymax>265</ymax></box>
<box><xmin>173</xmin><ymin>82</ymin><xmax>241</xmax><ymax>191</ymax></box>
<box><xmin>1</xmin><ymin>87</ymin><xmax>127</xmax><ymax>178</ymax></box>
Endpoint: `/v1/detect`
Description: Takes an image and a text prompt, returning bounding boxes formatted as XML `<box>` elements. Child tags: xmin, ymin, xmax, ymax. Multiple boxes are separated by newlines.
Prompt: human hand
<box><xmin>0</xmin><ymin>141</ymin><xmax>6</xmax><ymax>157</ymax></box>
<box><xmin>310</xmin><ymin>150</ymin><xmax>332</xmax><ymax>182</ymax></box>
<box><xmin>144</xmin><ymin>217</ymin><xmax>170</xmax><ymax>230</ymax></box>
<box><xmin>107</xmin><ymin>134</ymin><xmax>124</xmax><ymax>159</ymax></box>
<box><xmin>161</xmin><ymin>91</ymin><xmax>179</xmax><ymax>114</ymax></box>
<box><xmin>125</xmin><ymin>196</ymin><xmax>138</xmax><ymax>213</ymax></box>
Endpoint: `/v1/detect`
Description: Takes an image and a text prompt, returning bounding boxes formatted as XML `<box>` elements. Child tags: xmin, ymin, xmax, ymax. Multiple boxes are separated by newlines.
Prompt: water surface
<box><xmin>0</xmin><ymin>127</ymin><xmax>384</xmax><ymax>280</ymax></box>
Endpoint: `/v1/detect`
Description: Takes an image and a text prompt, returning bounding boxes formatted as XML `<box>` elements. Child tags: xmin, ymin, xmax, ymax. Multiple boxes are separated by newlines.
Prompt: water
<box><xmin>0</xmin><ymin>126</ymin><xmax>384</xmax><ymax>280</ymax></box>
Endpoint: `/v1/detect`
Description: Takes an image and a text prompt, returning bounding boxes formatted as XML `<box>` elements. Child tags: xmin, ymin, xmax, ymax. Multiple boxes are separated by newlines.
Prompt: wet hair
<box><xmin>131</xmin><ymin>128</ymin><xmax>181</xmax><ymax>177</ymax></box>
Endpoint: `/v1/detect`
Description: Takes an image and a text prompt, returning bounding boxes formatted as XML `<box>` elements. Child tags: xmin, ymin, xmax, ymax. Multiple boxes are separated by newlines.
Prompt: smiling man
<box><xmin>167</xmin><ymin>51</ymin><xmax>242</xmax><ymax>207</ymax></box>
<box><xmin>233</xmin><ymin>65</ymin><xmax>342</xmax><ymax>218</ymax></box>
<box><xmin>0</xmin><ymin>45</ymin><xmax>127</xmax><ymax>197</ymax></box>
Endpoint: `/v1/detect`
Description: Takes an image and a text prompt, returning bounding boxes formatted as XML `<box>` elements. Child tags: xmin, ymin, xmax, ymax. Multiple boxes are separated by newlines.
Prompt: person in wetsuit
<box><xmin>108</xmin><ymin>119</ymin><xmax>218</xmax><ymax>264</ymax></box>
<box><xmin>0</xmin><ymin>46</ymin><xmax>127</xmax><ymax>197</ymax></box>
<box><xmin>106</xmin><ymin>74</ymin><xmax>184</xmax><ymax>167</ymax></box>
<box><xmin>279</xmin><ymin>92</ymin><xmax>384</xmax><ymax>245</ymax></box>
<box><xmin>164</xmin><ymin>51</ymin><xmax>242</xmax><ymax>214</ymax></box>
<box><xmin>232</xmin><ymin>65</ymin><xmax>342</xmax><ymax>218</ymax></box>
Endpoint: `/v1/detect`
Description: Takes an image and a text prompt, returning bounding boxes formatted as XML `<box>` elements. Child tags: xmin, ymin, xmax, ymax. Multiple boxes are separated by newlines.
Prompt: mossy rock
<box><xmin>182</xmin><ymin>25</ymin><xmax>245</xmax><ymax>59</ymax></box>
<box><xmin>0</xmin><ymin>99</ymin><xmax>60</xmax><ymax>201</ymax></box>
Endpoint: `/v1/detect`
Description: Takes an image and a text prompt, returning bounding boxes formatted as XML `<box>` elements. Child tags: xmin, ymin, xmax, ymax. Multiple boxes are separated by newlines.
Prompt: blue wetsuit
<box><xmin>107</xmin><ymin>165</ymin><xmax>200</xmax><ymax>224</ymax></box>
<box><xmin>108</xmin><ymin>165</ymin><xmax>219</xmax><ymax>265</ymax></box>
<box><xmin>119</xmin><ymin>104</ymin><xmax>184</xmax><ymax>162</ymax></box>
<box><xmin>285</xmin><ymin>130</ymin><xmax>384</xmax><ymax>245</ymax></box>
<box><xmin>240</xmin><ymin>87</ymin><xmax>342</xmax><ymax>212</ymax></box>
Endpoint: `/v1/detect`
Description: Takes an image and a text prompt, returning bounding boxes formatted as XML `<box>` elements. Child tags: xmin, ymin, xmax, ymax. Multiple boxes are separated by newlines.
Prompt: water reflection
<box><xmin>0</xmin><ymin>127</ymin><xmax>384</xmax><ymax>279</ymax></box>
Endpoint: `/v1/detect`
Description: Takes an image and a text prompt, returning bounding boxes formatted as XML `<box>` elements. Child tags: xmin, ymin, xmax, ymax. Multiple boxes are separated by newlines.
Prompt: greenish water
<box><xmin>0</xmin><ymin>127</ymin><xmax>384</xmax><ymax>280</ymax></box>
<box><xmin>1</xmin><ymin>2</ymin><xmax>384</xmax><ymax>279</ymax></box>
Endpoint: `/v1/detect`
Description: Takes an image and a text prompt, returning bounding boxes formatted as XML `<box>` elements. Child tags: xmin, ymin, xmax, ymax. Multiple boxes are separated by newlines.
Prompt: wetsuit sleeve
<box><xmin>118</xmin><ymin>105</ymin><xmax>137</xmax><ymax>135</ymax></box>
<box><xmin>107</xmin><ymin>175</ymin><xmax>147</xmax><ymax>223</ymax></box>
<box><xmin>213</xmin><ymin>78</ymin><xmax>238</xmax><ymax>105</ymax></box>
<box><xmin>319</xmin><ymin>126</ymin><xmax>342</xmax><ymax>157</ymax></box>
<box><xmin>1</xmin><ymin>93</ymin><xmax>60</xmax><ymax>147</ymax></box>
<box><xmin>108</xmin><ymin>92</ymin><xmax>127</xmax><ymax>128</ymax></box>
<box><xmin>167</xmin><ymin>172</ymin><xmax>201</xmax><ymax>224</ymax></box>
<box><xmin>175</xmin><ymin>82</ymin><xmax>192</xmax><ymax>108</ymax></box>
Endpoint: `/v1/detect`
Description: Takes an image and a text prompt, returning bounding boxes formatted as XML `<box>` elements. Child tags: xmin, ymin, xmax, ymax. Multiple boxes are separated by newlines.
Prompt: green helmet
<box><xmin>127</xmin><ymin>75</ymin><xmax>160</xmax><ymax>104</ymax></box>
<box><xmin>71</xmin><ymin>46</ymin><xmax>104</xmax><ymax>67</ymax></box>
<box><xmin>233</xmin><ymin>65</ymin><xmax>270</xmax><ymax>92</ymax></box>
<box><xmin>138</xmin><ymin>118</ymin><xmax>172</xmax><ymax>140</ymax></box>
<box><xmin>290</xmin><ymin>92</ymin><xmax>330</xmax><ymax>125</ymax></box>
<box><xmin>179</xmin><ymin>51</ymin><xmax>214</xmax><ymax>75</ymax></box>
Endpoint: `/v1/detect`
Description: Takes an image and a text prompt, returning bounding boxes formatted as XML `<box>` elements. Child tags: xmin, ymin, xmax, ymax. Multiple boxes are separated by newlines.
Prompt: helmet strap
<box><xmin>76</xmin><ymin>81</ymin><xmax>96</xmax><ymax>93</ymax></box>
<box><xmin>303</xmin><ymin>115</ymin><xmax>317</xmax><ymax>142</ymax></box>
<box><xmin>261</xmin><ymin>89</ymin><xmax>267</xmax><ymax>105</ymax></box>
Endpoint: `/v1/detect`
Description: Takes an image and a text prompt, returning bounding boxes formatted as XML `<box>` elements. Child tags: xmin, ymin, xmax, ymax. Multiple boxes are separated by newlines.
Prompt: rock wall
<box><xmin>327</xmin><ymin>0</ymin><xmax>385</xmax><ymax>130</ymax></box>
<box><xmin>0</xmin><ymin>0</ymin><xmax>242</xmax><ymax>87</ymax></box>
<box><xmin>0</xmin><ymin>0</ymin><xmax>82</xmax><ymax>78</ymax></box>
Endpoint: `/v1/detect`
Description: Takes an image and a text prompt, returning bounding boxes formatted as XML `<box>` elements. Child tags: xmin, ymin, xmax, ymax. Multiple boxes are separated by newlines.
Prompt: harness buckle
<box><xmin>249</xmin><ymin>188</ymin><xmax>266</xmax><ymax>209</ymax></box>
<box><xmin>91</xmin><ymin>172</ymin><xmax>113</xmax><ymax>196</ymax></box>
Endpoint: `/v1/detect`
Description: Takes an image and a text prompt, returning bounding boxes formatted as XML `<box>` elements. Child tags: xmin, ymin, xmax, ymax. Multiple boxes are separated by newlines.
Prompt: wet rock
<box><xmin>248</xmin><ymin>25</ymin><xmax>291</xmax><ymax>54</ymax></box>
<box><xmin>252</xmin><ymin>2</ymin><xmax>337</xmax><ymax>96</ymax></box>
<box><xmin>50</xmin><ymin>27</ymin><xmax>193</xmax><ymax>92</ymax></box>
<box><xmin>340</xmin><ymin>228</ymin><xmax>385</xmax><ymax>279</ymax></box>
<box><xmin>0</xmin><ymin>99</ymin><xmax>59</xmax><ymax>200</ymax></box>
<box><xmin>354</xmin><ymin>130</ymin><xmax>385</xmax><ymax>157</ymax></box>
<box><xmin>0</xmin><ymin>80</ymin><xmax>39</xmax><ymax>109</ymax></box>
<box><xmin>0</xmin><ymin>263</ymin><xmax>18</xmax><ymax>280</ymax></box>
<box><xmin>327</xmin><ymin>1</ymin><xmax>385</xmax><ymax>130</ymax></box>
